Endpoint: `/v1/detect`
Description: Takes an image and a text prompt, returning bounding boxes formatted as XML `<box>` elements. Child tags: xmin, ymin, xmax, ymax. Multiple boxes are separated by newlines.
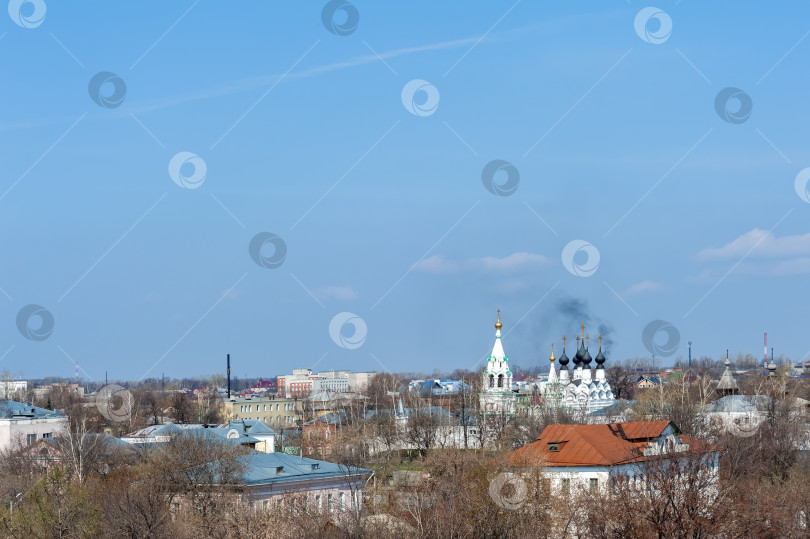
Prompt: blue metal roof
<box><xmin>238</xmin><ymin>452</ymin><xmax>371</xmax><ymax>485</ymax></box>
<box><xmin>0</xmin><ymin>400</ymin><xmax>66</xmax><ymax>419</ymax></box>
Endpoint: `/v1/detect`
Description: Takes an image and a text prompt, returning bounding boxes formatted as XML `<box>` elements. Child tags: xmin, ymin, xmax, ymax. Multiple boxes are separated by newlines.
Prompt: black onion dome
<box><xmin>558</xmin><ymin>348</ymin><xmax>570</xmax><ymax>367</ymax></box>
<box><xmin>574</xmin><ymin>343</ymin><xmax>584</xmax><ymax>366</ymax></box>
<box><xmin>582</xmin><ymin>347</ymin><xmax>592</xmax><ymax>367</ymax></box>
<box><xmin>595</xmin><ymin>348</ymin><xmax>606</xmax><ymax>369</ymax></box>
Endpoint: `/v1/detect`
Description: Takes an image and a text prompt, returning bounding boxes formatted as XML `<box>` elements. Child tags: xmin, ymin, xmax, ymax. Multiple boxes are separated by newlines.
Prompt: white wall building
<box><xmin>504</xmin><ymin>420</ymin><xmax>719</xmax><ymax>496</ymax></box>
<box><xmin>0</xmin><ymin>380</ymin><xmax>28</xmax><ymax>399</ymax></box>
<box><xmin>0</xmin><ymin>401</ymin><xmax>68</xmax><ymax>451</ymax></box>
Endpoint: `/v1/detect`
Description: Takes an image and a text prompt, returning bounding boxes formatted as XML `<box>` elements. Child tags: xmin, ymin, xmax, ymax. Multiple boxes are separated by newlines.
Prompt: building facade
<box><xmin>277</xmin><ymin>369</ymin><xmax>375</xmax><ymax>399</ymax></box>
<box><xmin>504</xmin><ymin>421</ymin><xmax>719</xmax><ymax>494</ymax></box>
<box><xmin>223</xmin><ymin>397</ymin><xmax>303</xmax><ymax>427</ymax></box>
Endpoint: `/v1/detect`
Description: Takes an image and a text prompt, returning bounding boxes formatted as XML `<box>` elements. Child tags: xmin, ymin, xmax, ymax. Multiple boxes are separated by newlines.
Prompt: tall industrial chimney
<box><xmin>227</xmin><ymin>354</ymin><xmax>231</xmax><ymax>399</ymax></box>
<box><xmin>764</xmin><ymin>332</ymin><xmax>768</xmax><ymax>368</ymax></box>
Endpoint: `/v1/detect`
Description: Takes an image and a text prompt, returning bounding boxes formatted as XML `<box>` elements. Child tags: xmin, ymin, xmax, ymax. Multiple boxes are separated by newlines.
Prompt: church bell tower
<box><xmin>479</xmin><ymin>310</ymin><xmax>516</xmax><ymax>416</ymax></box>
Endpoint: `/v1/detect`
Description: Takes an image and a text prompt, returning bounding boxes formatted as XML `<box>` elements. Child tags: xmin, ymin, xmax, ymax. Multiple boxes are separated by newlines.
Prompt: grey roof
<box><xmin>123</xmin><ymin>423</ymin><xmax>186</xmax><ymax>439</ymax></box>
<box><xmin>705</xmin><ymin>394</ymin><xmax>772</xmax><ymax>413</ymax></box>
<box><xmin>588</xmin><ymin>399</ymin><xmax>635</xmax><ymax>417</ymax></box>
<box><xmin>215</xmin><ymin>419</ymin><xmax>276</xmax><ymax>436</ymax></box>
<box><xmin>124</xmin><ymin>422</ymin><xmax>271</xmax><ymax>445</ymax></box>
<box><xmin>238</xmin><ymin>452</ymin><xmax>371</xmax><ymax>486</ymax></box>
<box><xmin>0</xmin><ymin>400</ymin><xmax>66</xmax><ymax>419</ymax></box>
<box><xmin>716</xmin><ymin>367</ymin><xmax>739</xmax><ymax>391</ymax></box>
<box><xmin>184</xmin><ymin>429</ymin><xmax>261</xmax><ymax>445</ymax></box>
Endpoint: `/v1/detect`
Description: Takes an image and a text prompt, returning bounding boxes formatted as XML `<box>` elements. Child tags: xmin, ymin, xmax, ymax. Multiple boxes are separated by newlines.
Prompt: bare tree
<box><xmin>53</xmin><ymin>403</ymin><xmax>108</xmax><ymax>484</ymax></box>
<box><xmin>197</xmin><ymin>389</ymin><xmax>224</xmax><ymax>424</ymax></box>
<box><xmin>404</xmin><ymin>410</ymin><xmax>439</xmax><ymax>454</ymax></box>
<box><xmin>169</xmin><ymin>392</ymin><xmax>196</xmax><ymax>424</ymax></box>
<box><xmin>152</xmin><ymin>433</ymin><xmax>248</xmax><ymax>537</ymax></box>
<box><xmin>582</xmin><ymin>449</ymin><xmax>728</xmax><ymax>539</ymax></box>
<box><xmin>364</xmin><ymin>373</ymin><xmax>403</xmax><ymax>410</ymax></box>
<box><xmin>606</xmin><ymin>363</ymin><xmax>637</xmax><ymax>400</ymax></box>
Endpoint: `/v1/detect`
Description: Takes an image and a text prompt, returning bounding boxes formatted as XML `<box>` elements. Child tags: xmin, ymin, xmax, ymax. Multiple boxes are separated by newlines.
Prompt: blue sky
<box><xmin>3</xmin><ymin>1</ymin><xmax>810</xmax><ymax>380</ymax></box>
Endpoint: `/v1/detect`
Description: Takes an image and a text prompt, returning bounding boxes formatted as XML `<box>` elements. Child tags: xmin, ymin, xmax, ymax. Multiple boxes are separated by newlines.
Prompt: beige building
<box><xmin>223</xmin><ymin>397</ymin><xmax>303</xmax><ymax>428</ymax></box>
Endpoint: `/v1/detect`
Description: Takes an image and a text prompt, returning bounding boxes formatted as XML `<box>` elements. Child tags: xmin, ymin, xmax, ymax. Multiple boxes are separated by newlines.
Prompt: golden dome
<box><xmin>495</xmin><ymin>309</ymin><xmax>502</xmax><ymax>330</ymax></box>
<box><xmin>549</xmin><ymin>343</ymin><xmax>555</xmax><ymax>363</ymax></box>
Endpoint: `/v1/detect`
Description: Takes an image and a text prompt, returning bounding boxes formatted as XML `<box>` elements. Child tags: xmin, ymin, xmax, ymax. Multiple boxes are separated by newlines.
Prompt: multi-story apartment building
<box><xmin>277</xmin><ymin>369</ymin><xmax>375</xmax><ymax>398</ymax></box>
<box><xmin>223</xmin><ymin>397</ymin><xmax>303</xmax><ymax>428</ymax></box>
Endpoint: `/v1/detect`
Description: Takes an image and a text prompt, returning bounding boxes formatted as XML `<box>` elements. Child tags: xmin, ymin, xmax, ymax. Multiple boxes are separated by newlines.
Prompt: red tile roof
<box><xmin>505</xmin><ymin>421</ymin><xmax>677</xmax><ymax>467</ymax></box>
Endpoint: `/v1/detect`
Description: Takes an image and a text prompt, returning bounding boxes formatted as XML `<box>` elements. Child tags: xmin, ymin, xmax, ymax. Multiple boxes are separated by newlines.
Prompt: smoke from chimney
<box><xmin>519</xmin><ymin>295</ymin><xmax>616</xmax><ymax>369</ymax></box>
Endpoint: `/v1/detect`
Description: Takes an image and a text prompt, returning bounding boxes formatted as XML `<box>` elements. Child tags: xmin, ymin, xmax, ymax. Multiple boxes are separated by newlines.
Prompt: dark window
<box><xmin>561</xmin><ymin>478</ymin><xmax>570</xmax><ymax>494</ymax></box>
<box><xmin>590</xmin><ymin>478</ymin><xmax>598</xmax><ymax>491</ymax></box>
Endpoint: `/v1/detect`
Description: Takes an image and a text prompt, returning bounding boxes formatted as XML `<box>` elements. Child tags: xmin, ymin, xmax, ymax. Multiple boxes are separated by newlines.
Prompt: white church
<box><xmin>479</xmin><ymin>311</ymin><xmax>516</xmax><ymax>416</ymax></box>
<box><xmin>480</xmin><ymin>314</ymin><xmax>615</xmax><ymax>416</ymax></box>
<box><xmin>542</xmin><ymin>323</ymin><xmax>616</xmax><ymax>413</ymax></box>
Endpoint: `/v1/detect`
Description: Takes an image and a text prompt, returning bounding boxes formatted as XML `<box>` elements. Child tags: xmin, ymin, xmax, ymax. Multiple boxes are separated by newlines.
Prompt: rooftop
<box><xmin>238</xmin><ymin>452</ymin><xmax>371</xmax><ymax>485</ymax></box>
<box><xmin>123</xmin><ymin>421</ymin><xmax>274</xmax><ymax>443</ymax></box>
<box><xmin>504</xmin><ymin>421</ymin><xmax>712</xmax><ymax>467</ymax></box>
<box><xmin>0</xmin><ymin>400</ymin><xmax>67</xmax><ymax>420</ymax></box>
<box><xmin>704</xmin><ymin>394</ymin><xmax>772</xmax><ymax>414</ymax></box>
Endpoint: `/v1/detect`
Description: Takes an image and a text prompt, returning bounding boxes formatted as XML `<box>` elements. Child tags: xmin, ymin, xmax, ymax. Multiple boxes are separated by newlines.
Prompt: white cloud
<box><xmin>697</xmin><ymin>229</ymin><xmax>810</xmax><ymax>261</ymax></box>
<box><xmin>771</xmin><ymin>257</ymin><xmax>810</xmax><ymax>276</ymax></box>
<box><xmin>414</xmin><ymin>252</ymin><xmax>549</xmax><ymax>274</ymax></box>
<box><xmin>316</xmin><ymin>286</ymin><xmax>358</xmax><ymax>301</ymax></box>
<box><xmin>624</xmin><ymin>280</ymin><xmax>663</xmax><ymax>296</ymax></box>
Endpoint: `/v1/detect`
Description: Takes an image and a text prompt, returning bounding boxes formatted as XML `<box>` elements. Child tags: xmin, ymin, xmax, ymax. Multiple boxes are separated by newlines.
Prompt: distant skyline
<box><xmin>3</xmin><ymin>1</ymin><xmax>810</xmax><ymax>380</ymax></box>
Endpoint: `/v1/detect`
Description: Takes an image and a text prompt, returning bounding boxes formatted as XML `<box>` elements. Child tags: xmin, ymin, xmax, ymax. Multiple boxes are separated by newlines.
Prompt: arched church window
<box><xmin>497</xmin><ymin>374</ymin><xmax>504</xmax><ymax>388</ymax></box>
<box><xmin>489</xmin><ymin>375</ymin><xmax>495</xmax><ymax>388</ymax></box>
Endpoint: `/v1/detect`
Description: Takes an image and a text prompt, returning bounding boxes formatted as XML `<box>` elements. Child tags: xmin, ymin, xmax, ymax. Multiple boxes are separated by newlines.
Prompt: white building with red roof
<box><xmin>503</xmin><ymin>420</ymin><xmax>719</xmax><ymax>493</ymax></box>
